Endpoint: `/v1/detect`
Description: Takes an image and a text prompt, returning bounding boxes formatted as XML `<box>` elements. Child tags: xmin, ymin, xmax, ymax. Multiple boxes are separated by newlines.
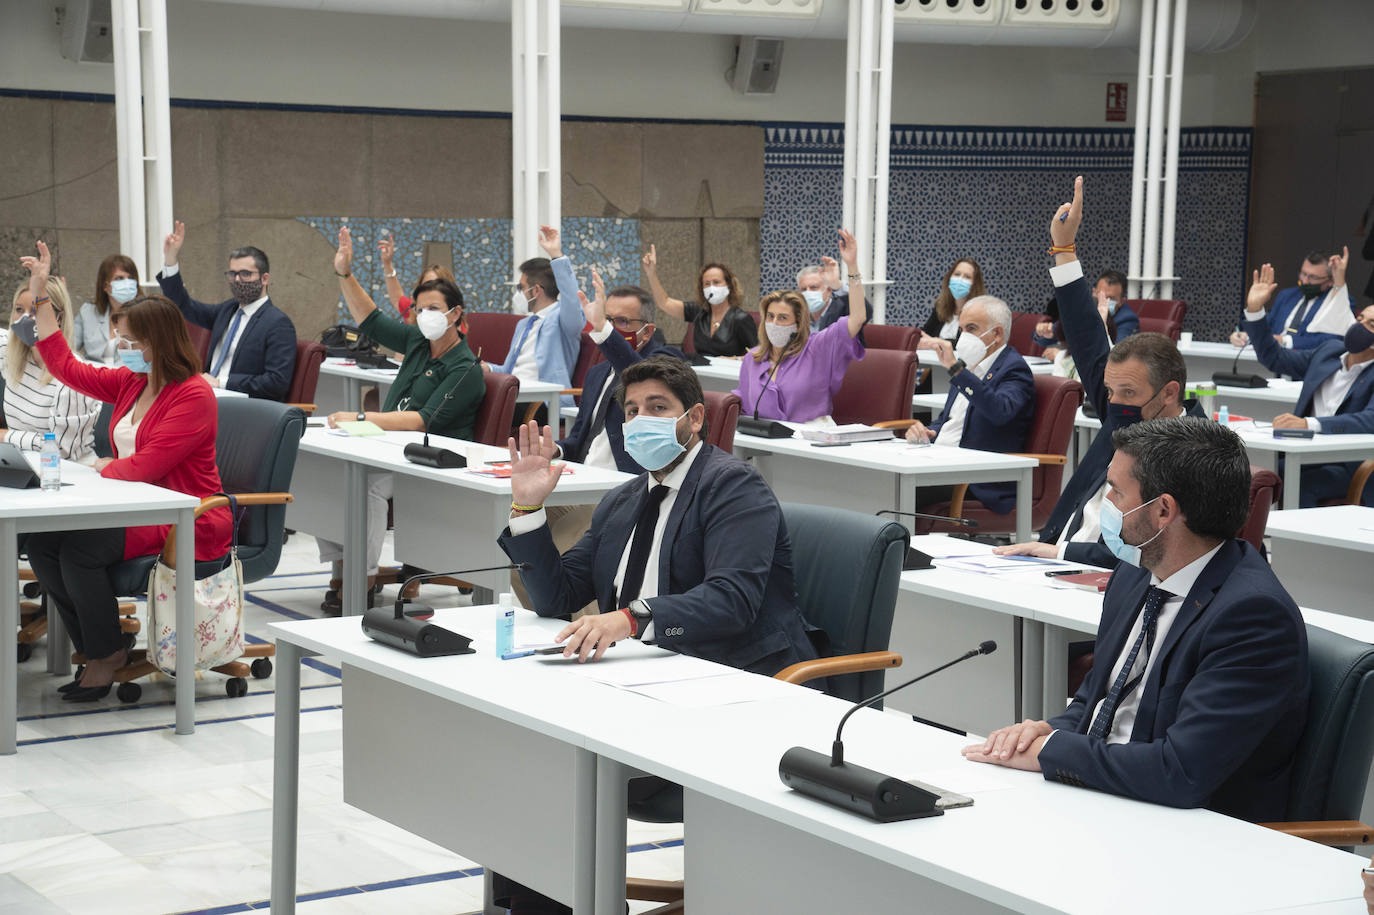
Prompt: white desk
<box><xmin>732</xmin><ymin>434</ymin><xmax>1038</xmax><ymax>542</ymax></box>
<box><xmin>1267</xmin><ymin>505</ymin><xmax>1374</xmax><ymax>619</ymax></box>
<box><xmin>284</xmin><ymin>428</ymin><xmax>633</xmax><ymax>613</ymax></box>
<box><xmin>317</xmin><ymin>358</ymin><xmax>564</xmax><ymax>424</ymax></box>
<box><xmin>584</xmin><ymin>658</ymin><xmax>1369</xmax><ymax>914</ymax></box>
<box><xmin>690</xmin><ymin>356</ymin><xmax>741</xmax><ymax>394</ymax></box>
<box><xmin>2</xmin><ymin>457</ymin><xmax>198</xmax><ymax>754</ymax></box>
<box><xmin>1177</xmin><ymin>338</ymin><xmax>1266</xmax><ymax>380</ymax></box>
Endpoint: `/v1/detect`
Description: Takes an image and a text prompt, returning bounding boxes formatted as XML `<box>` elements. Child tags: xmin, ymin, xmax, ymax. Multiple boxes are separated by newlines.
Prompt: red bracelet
<box><xmin>620</xmin><ymin>607</ymin><xmax>637</xmax><ymax>638</ymax></box>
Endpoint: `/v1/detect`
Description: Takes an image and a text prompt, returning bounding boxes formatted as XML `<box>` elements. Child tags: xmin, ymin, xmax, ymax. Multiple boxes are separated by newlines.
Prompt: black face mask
<box><xmin>1298</xmin><ymin>282</ymin><xmax>1326</xmax><ymax>299</ymax></box>
<box><xmin>1108</xmin><ymin>386</ymin><xmax>1164</xmax><ymax>430</ymax></box>
<box><xmin>1344</xmin><ymin>322</ymin><xmax>1374</xmax><ymax>356</ymax></box>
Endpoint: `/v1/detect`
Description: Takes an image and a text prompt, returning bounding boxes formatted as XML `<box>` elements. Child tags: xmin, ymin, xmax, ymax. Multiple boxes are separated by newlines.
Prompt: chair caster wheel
<box><xmin>122</xmin><ymin>633</ymin><xmax>137</xmax><ymax>652</ymax></box>
<box><xmin>116</xmin><ymin>682</ymin><xmax>141</xmax><ymax>703</ymax></box>
<box><xmin>226</xmin><ymin>677</ymin><xmax>248</xmax><ymax>698</ymax></box>
<box><xmin>250</xmin><ymin>658</ymin><xmax>273</xmax><ymax>679</ymax></box>
<box><xmin>17</xmin><ymin>642</ymin><xmax>33</xmax><ymax>663</ymax></box>
<box><xmin>22</xmin><ymin>581</ymin><xmax>41</xmax><ymax>599</ymax></box>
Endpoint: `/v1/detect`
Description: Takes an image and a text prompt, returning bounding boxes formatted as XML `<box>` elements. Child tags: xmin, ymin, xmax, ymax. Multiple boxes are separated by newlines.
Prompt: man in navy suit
<box><xmin>1230</xmin><ymin>249</ymin><xmax>1353</xmax><ymax>351</ymax></box>
<box><xmin>1034</xmin><ymin>267</ymin><xmax>1140</xmax><ymax>357</ymax></box>
<box><xmin>965</xmin><ymin>416</ymin><xmax>1310</xmax><ymax>823</ymax></box>
<box><xmin>157</xmin><ymin>220</ymin><xmax>297</xmax><ymax>400</ymax></box>
<box><xmin>997</xmin><ymin>177</ymin><xmax>1204</xmax><ymax>568</ymax></box>
<box><xmin>904</xmin><ymin>295</ymin><xmax>1034</xmax><ymax>515</ymax></box>
<box><xmin>1244</xmin><ymin>261</ymin><xmax>1374</xmax><ymax>506</ymax></box>
<box><xmin>798</xmin><ymin>261</ymin><xmax>872</xmax><ymax>342</ymax></box>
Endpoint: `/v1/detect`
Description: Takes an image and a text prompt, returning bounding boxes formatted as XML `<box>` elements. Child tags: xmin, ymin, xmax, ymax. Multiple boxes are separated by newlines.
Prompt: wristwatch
<box><xmin>356</xmin><ymin>411</ymin><xmax>366</xmax><ymax>423</ymax></box>
<box><xmin>947</xmin><ymin>359</ymin><xmax>966</xmax><ymax>377</ymax></box>
<box><xmin>627</xmin><ymin>599</ymin><xmax>653</xmax><ymax>639</ymax></box>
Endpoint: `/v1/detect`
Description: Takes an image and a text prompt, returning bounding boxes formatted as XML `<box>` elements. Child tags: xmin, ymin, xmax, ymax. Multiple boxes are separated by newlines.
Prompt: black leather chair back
<box><xmin>780</xmin><ymin>503</ymin><xmax>909</xmax><ymax>705</ymax></box>
<box><xmin>214</xmin><ymin>398</ymin><xmax>305</xmax><ymax>582</ymax></box>
<box><xmin>1285</xmin><ymin>625</ymin><xmax>1374</xmax><ymax>828</ymax></box>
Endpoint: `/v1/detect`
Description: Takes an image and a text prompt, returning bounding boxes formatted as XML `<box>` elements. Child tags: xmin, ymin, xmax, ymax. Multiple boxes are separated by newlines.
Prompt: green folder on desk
<box><xmin>335</xmin><ymin>420</ymin><xmax>386</xmax><ymax>437</ymax></box>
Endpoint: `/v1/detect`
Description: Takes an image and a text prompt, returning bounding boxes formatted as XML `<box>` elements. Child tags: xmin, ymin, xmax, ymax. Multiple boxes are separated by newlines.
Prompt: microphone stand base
<box><xmin>361</xmin><ymin>609</ymin><xmax>475</xmax><ymax>657</ymax></box>
<box><xmin>779</xmin><ymin>747</ymin><xmax>943</xmax><ymax>823</ymax></box>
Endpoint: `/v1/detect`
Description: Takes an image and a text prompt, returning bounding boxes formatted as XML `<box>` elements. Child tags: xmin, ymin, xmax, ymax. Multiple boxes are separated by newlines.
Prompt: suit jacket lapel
<box><xmin>1130</xmin><ymin>541</ymin><xmax>1237</xmax><ymax>738</ymax></box>
<box><xmin>656</xmin><ymin>446</ymin><xmax>711</xmax><ymax>593</ymax></box>
<box><xmin>1078</xmin><ymin>570</ymin><xmax>1152</xmax><ymax>731</ymax></box>
<box><xmin>598</xmin><ymin>479</ymin><xmax>645</xmax><ymax>610</ymax></box>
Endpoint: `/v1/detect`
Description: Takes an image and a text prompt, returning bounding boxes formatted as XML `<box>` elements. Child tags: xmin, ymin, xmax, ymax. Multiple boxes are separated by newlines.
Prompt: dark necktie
<box><xmin>1088</xmin><ymin>586</ymin><xmax>1167</xmax><ymax>740</ymax></box>
<box><xmin>586</xmin><ymin>374</ymin><xmax>618</xmax><ymax>444</ymax></box>
<box><xmin>1286</xmin><ymin>296</ymin><xmax>1315</xmax><ymax>334</ymax></box>
<box><xmin>617</xmin><ymin>484</ymin><xmax>671</xmax><ymax>606</ymax></box>
<box><xmin>210</xmin><ymin>308</ymin><xmax>245</xmax><ymax>377</ymax></box>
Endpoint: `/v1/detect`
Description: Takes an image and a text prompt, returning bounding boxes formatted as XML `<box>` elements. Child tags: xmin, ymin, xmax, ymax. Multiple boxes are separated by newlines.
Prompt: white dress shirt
<box><xmin>579</xmin><ymin>321</ymin><xmax>621</xmax><ymax>470</ymax></box>
<box><xmin>1245</xmin><ymin>307</ymin><xmax>1371</xmax><ymax>430</ymax></box>
<box><xmin>507</xmin><ymin>440</ymin><xmax>704</xmax><ymax>643</ymax></box>
<box><xmin>511</xmin><ymin>314</ymin><xmax>542</xmax><ymax>384</ymax></box>
<box><xmin>933</xmin><ymin>347</ymin><xmax>1002</xmax><ymax>448</ymax></box>
<box><xmin>1085</xmin><ymin>542</ymin><xmax>1224</xmax><ymax>744</ymax></box>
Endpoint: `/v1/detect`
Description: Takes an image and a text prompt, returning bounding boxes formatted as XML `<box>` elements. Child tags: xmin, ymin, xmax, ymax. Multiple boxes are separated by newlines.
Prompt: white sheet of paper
<box><xmin>910</xmin><ymin>535</ymin><xmax>995</xmax><ymax>559</ymax></box>
<box><xmin>905</xmin><ymin>764</ymin><xmax>1028</xmax><ymax>795</ymax></box>
<box><xmin>622</xmin><ymin>671</ymin><xmax>797</xmax><ymax>707</ymax></box>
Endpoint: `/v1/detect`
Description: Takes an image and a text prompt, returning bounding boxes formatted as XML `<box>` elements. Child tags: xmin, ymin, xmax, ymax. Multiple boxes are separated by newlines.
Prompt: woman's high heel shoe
<box><xmin>56</xmin><ymin>665</ymin><xmax>87</xmax><ymax>694</ymax></box>
<box><xmin>61</xmin><ymin>684</ymin><xmax>111</xmax><ymax>702</ymax></box>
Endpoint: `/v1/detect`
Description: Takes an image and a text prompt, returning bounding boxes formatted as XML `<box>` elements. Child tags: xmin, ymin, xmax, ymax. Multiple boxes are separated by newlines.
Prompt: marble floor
<box><xmin>2</xmin><ymin>534</ymin><xmax>684</xmax><ymax>914</ymax></box>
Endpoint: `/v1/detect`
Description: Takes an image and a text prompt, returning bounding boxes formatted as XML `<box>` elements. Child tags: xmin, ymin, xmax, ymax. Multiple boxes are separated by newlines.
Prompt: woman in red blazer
<box><xmin>21</xmin><ymin>241</ymin><xmax>232</xmax><ymax>701</ymax></box>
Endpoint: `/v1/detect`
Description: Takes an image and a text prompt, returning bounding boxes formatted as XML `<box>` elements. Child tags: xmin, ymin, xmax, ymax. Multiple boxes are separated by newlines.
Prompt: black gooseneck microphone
<box><xmin>1212</xmin><ymin>336</ymin><xmax>1268</xmax><ymax>388</ymax></box>
<box><xmin>876</xmin><ymin>509</ymin><xmax>978</xmax><ymax>571</ymax></box>
<box><xmin>402</xmin><ymin>360</ymin><xmax>480</xmax><ymax>468</ymax></box>
<box><xmin>361</xmin><ymin>562</ymin><xmax>531</xmax><ymax>657</ymax></box>
<box><xmin>778</xmin><ymin>641</ymin><xmax>997</xmax><ymax>822</ymax></box>
<box><xmin>736</xmin><ymin>363</ymin><xmax>794</xmax><ymax>438</ymax></box>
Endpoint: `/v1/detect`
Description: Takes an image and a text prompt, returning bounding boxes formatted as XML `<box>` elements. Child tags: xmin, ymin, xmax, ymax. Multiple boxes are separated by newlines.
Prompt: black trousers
<box><xmin>26</xmin><ymin>528</ymin><xmax>126</xmax><ymax>659</ymax></box>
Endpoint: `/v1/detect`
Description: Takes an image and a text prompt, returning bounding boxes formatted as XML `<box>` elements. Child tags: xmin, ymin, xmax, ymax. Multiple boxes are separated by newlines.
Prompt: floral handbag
<box><xmin>146</xmin><ymin>494</ymin><xmax>244</xmax><ymax>677</ymax></box>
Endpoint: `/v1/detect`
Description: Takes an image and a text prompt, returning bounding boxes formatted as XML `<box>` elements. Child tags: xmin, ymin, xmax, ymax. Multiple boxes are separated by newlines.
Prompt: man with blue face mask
<box><xmin>492</xmin><ymin>356</ymin><xmax>821</xmax><ymax>914</ymax></box>
<box><xmin>1242</xmin><ymin>260</ymin><xmax>1374</xmax><ymax>506</ymax></box>
<box><xmin>997</xmin><ymin>177</ymin><xmax>1207</xmax><ymax>567</ymax></box>
<box><xmin>965</xmin><ymin>416</ymin><xmax>1310</xmax><ymax>824</ymax></box>
<box><xmin>797</xmin><ymin>260</ymin><xmax>872</xmax><ymax>340</ymax></box>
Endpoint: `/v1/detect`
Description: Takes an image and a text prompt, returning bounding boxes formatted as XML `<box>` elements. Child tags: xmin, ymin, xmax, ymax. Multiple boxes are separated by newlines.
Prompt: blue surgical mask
<box><xmin>802</xmin><ymin>289</ymin><xmax>825</xmax><ymax>311</ymax></box>
<box><xmin>109</xmin><ymin>278</ymin><xmax>139</xmax><ymax>304</ymax></box>
<box><xmin>623</xmin><ymin>411</ymin><xmax>687</xmax><ymax>472</ymax></box>
<box><xmin>11</xmin><ymin>314</ymin><xmax>38</xmax><ymax>348</ymax></box>
<box><xmin>1099</xmin><ymin>495</ymin><xmax>1164</xmax><ymax>567</ymax></box>
<box><xmin>119</xmin><ymin>347</ymin><xmax>151</xmax><ymax>373</ymax></box>
<box><xmin>1105</xmin><ymin>299</ymin><xmax>1119</xmax><ymax>317</ymax></box>
<box><xmin>948</xmin><ymin>276</ymin><xmax>973</xmax><ymax>300</ymax></box>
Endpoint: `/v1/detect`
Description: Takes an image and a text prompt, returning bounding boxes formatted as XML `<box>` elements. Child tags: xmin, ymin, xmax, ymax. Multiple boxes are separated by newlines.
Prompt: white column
<box><xmin>1140</xmin><ymin>0</ymin><xmax>1172</xmax><ymax>301</ymax></box>
<box><xmin>140</xmin><ymin>0</ymin><xmax>174</xmax><ymax>282</ymax></box>
<box><xmin>842</xmin><ymin>0</ymin><xmax>894</xmax><ymax>323</ymax></box>
<box><xmin>1126</xmin><ymin>0</ymin><xmax>1155</xmax><ymax>301</ymax></box>
<box><xmin>511</xmin><ymin>0</ymin><xmax>560</xmax><ymax>273</ymax></box>
<box><xmin>1159</xmin><ymin>0</ymin><xmax>1188</xmax><ymax>299</ymax></box>
<box><xmin>111</xmin><ymin>0</ymin><xmax>147</xmax><ymax>276</ymax></box>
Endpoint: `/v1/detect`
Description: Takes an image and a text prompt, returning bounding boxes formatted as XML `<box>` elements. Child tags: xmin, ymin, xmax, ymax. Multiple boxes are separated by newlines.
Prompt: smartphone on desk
<box><xmin>811</xmin><ymin>441</ymin><xmax>851</xmax><ymax>448</ymax></box>
<box><xmin>1273</xmin><ymin>428</ymin><xmax>1314</xmax><ymax>440</ymax></box>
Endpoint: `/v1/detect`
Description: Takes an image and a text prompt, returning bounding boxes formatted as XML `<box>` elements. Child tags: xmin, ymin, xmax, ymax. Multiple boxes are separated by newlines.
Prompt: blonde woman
<box><xmin>730</xmin><ymin>229</ymin><xmax>866</xmax><ymax>423</ymax></box>
<box><xmin>2</xmin><ymin>277</ymin><xmax>100</xmax><ymax>464</ymax></box>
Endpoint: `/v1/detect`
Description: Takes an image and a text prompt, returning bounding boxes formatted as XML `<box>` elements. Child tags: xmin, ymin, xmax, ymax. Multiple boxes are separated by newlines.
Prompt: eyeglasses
<box><xmin>1298</xmin><ymin>270</ymin><xmax>1329</xmax><ymax>283</ymax></box>
<box><xmin>224</xmin><ymin>270</ymin><xmax>260</xmax><ymax>282</ymax></box>
<box><xmin>609</xmin><ymin>316</ymin><xmax>646</xmax><ymax>330</ymax></box>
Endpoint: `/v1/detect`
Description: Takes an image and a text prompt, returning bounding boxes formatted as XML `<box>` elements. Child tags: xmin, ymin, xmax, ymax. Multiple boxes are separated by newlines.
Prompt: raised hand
<box><xmin>585</xmin><ymin>266</ymin><xmax>607</xmax><ymax>327</ymax></box>
<box><xmin>164</xmin><ymin>219</ymin><xmax>186</xmax><ymax>266</ymax></box>
<box><xmin>19</xmin><ymin>240</ymin><xmax>52</xmax><ymax>300</ymax></box>
<box><xmin>1330</xmin><ymin>245</ymin><xmax>1349</xmax><ymax>289</ymax></box>
<box><xmin>334</xmin><ymin>226</ymin><xmax>354</xmax><ymax>277</ymax></box>
<box><xmin>538</xmin><ymin>225</ymin><xmax>563</xmax><ymax>260</ymax></box>
<box><xmin>377</xmin><ymin>231</ymin><xmax>396</xmax><ymax>270</ymax></box>
<box><xmin>1035</xmin><ymin>320</ymin><xmax>1054</xmax><ymax>338</ymax></box>
<box><xmin>1050</xmin><ymin>175</ymin><xmax>1084</xmax><ymax>250</ymax></box>
<box><xmin>837</xmin><ymin>228</ymin><xmax>859</xmax><ymax>268</ymax></box>
<box><xmin>641</xmin><ymin>243</ymin><xmax>658</xmax><ymax>274</ymax></box>
<box><xmin>1247</xmin><ymin>263</ymin><xmax>1278</xmax><ymax>312</ymax></box>
<box><xmin>508</xmin><ymin>420</ymin><xmax>565</xmax><ymax>510</ymax></box>
<box><xmin>820</xmin><ymin>255</ymin><xmax>842</xmax><ymax>291</ymax></box>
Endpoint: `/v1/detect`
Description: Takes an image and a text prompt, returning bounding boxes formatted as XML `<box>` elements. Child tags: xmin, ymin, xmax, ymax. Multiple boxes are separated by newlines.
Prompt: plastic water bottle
<box><xmin>40</xmin><ymin>432</ymin><xmax>61</xmax><ymax>491</ymax></box>
<box><xmin>1217</xmin><ymin>405</ymin><xmax>1230</xmax><ymax>428</ymax></box>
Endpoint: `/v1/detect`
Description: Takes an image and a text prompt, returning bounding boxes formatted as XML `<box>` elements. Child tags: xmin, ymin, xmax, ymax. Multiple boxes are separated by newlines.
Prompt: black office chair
<box><xmin>624</xmin><ymin>503</ymin><xmax>910</xmax><ymax>908</ymax></box>
<box><xmin>90</xmin><ymin>399</ymin><xmax>306</xmax><ymax>702</ymax></box>
<box><xmin>1260</xmin><ymin>624</ymin><xmax>1374</xmax><ymax>850</ymax></box>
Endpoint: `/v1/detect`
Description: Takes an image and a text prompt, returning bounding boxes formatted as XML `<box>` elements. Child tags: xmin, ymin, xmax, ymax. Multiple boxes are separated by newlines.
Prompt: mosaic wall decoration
<box><xmin>298</xmin><ymin>216</ymin><xmax>642</xmax><ymax>323</ymax></box>
<box><xmin>762</xmin><ymin>124</ymin><xmax>1253</xmax><ymax>342</ymax></box>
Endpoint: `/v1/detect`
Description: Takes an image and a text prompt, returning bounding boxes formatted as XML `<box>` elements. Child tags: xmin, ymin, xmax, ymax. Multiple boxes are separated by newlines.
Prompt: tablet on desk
<box><xmin>0</xmin><ymin>442</ymin><xmax>40</xmax><ymax>489</ymax></box>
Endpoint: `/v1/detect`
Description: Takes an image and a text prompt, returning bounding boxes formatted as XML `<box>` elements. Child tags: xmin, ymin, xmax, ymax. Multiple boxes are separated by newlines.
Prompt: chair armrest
<box><xmin>625</xmin><ymin>878</ymin><xmax>685</xmax><ymax>903</ymax></box>
<box><xmin>1258</xmin><ymin>820</ymin><xmax>1374</xmax><ymax>846</ymax></box>
<box><xmin>1346</xmin><ymin>459</ymin><xmax>1374</xmax><ymax>505</ymax></box>
<box><xmin>874</xmin><ymin>419</ymin><xmax>916</xmax><ymax>431</ymax></box>
<box><xmin>1013</xmin><ymin>452</ymin><xmax>1068</xmax><ymax>466</ymax></box>
<box><xmin>774</xmin><ymin>651</ymin><xmax>902</xmax><ymax>686</ymax></box>
<box><xmin>158</xmin><ymin>492</ymin><xmax>295</xmax><ymax>567</ymax></box>
<box><xmin>286</xmin><ymin>402</ymin><xmax>317</xmax><ymax>416</ymax></box>
<box><xmin>561</xmin><ymin>388</ymin><xmax>582</xmax><ymax>397</ymax></box>
<box><xmin>949</xmin><ymin>483</ymin><xmax>968</xmax><ymax>519</ymax></box>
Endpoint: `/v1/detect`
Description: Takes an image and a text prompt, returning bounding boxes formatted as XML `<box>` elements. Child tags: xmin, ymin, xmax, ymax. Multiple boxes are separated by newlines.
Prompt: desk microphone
<box><xmin>403</xmin><ymin>368</ymin><xmax>477</xmax><ymax>468</ymax></box>
<box><xmin>736</xmin><ymin>367</ymin><xmax>796</xmax><ymax>438</ymax></box>
<box><xmin>1212</xmin><ymin>338</ymin><xmax>1268</xmax><ymax>388</ymax></box>
<box><xmin>361</xmin><ymin>562</ymin><xmax>530</xmax><ymax>657</ymax></box>
<box><xmin>778</xmin><ymin>641</ymin><xmax>997</xmax><ymax>822</ymax></box>
<box><xmin>876</xmin><ymin>509</ymin><xmax>978</xmax><ymax>570</ymax></box>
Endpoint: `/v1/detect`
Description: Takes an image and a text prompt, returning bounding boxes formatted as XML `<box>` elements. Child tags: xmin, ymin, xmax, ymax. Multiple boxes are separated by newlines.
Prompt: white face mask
<box><xmin>416</xmin><ymin>307</ymin><xmax>454</xmax><ymax>341</ymax></box>
<box><xmin>702</xmin><ymin>285</ymin><xmax>730</xmax><ymax>306</ymax></box>
<box><xmin>954</xmin><ymin>328</ymin><xmax>994</xmax><ymax>367</ymax></box>
<box><xmin>765</xmin><ymin>322</ymin><xmax>797</xmax><ymax>348</ymax></box>
<box><xmin>511</xmin><ymin>288</ymin><xmax>532</xmax><ymax>316</ymax></box>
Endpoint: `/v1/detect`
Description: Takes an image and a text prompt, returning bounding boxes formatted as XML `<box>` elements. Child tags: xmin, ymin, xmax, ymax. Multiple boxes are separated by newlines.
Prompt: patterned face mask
<box><xmin>229</xmin><ymin>278</ymin><xmax>264</xmax><ymax>305</ymax></box>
